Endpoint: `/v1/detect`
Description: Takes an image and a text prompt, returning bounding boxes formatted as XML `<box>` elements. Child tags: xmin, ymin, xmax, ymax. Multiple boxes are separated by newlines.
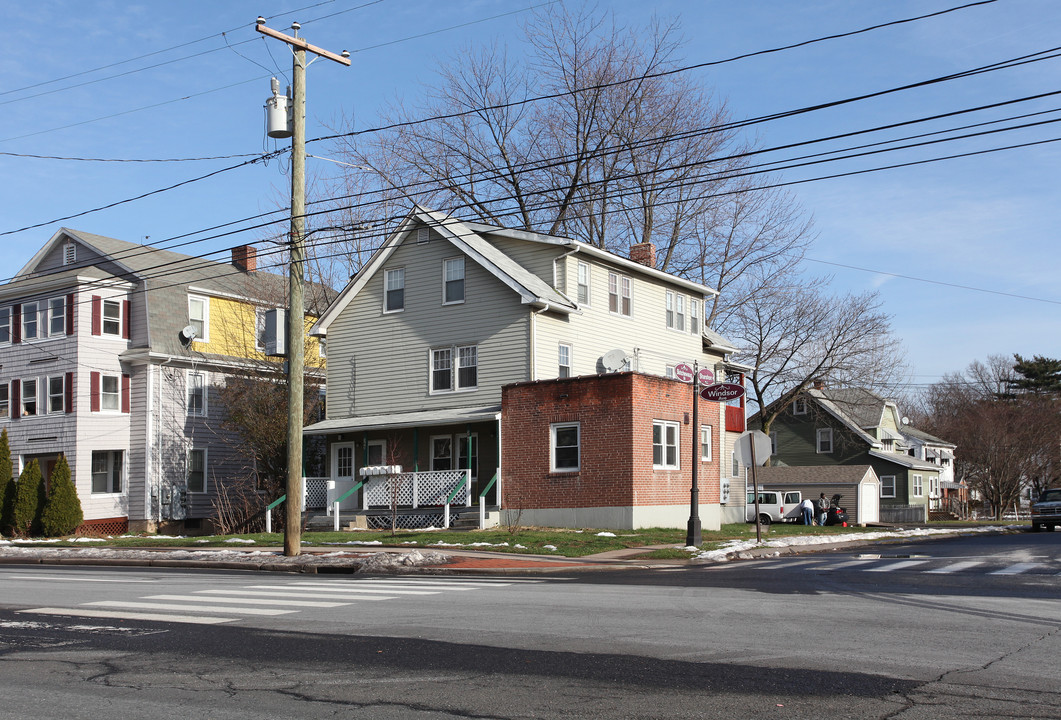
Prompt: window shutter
<box><xmin>66</xmin><ymin>293</ymin><xmax>75</xmax><ymax>335</ymax></box>
<box><xmin>121</xmin><ymin>374</ymin><xmax>130</xmax><ymax>413</ymax></box>
<box><xmin>91</xmin><ymin>296</ymin><xmax>101</xmax><ymax>336</ymax></box>
<box><xmin>12</xmin><ymin>304</ymin><xmax>21</xmax><ymax>344</ymax></box>
<box><xmin>11</xmin><ymin>381</ymin><xmax>19</xmax><ymax>420</ymax></box>
<box><xmin>65</xmin><ymin>372</ymin><xmax>74</xmax><ymax>414</ymax></box>
<box><xmin>90</xmin><ymin>371</ymin><xmax>100</xmax><ymax>412</ymax></box>
<box><xmin>122</xmin><ymin>300</ymin><xmax>130</xmax><ymax>339</ymax></box>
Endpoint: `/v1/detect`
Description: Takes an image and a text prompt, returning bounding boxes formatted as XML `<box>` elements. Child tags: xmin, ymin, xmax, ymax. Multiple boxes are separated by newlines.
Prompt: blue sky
<box><xmin>4</xmin><ymin>0</ymin><xmax>1059</xmax><ymax>393</ymax></box>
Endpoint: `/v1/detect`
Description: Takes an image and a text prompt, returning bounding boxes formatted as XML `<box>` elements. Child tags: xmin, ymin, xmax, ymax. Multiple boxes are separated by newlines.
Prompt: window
<box><xmin>48</xmin><ymin>297</ymin><xmax>66</xmax><ymax>337</ymax></box>
<box><xmin>430</xmin><ymin>345</ymin><xmax>477</xmax><ymax>393</ymax></box>
<box><xmin>187</xmin><ymin>371</ymin><xmax>207</xmax><ymax>416</ymax></box>
<box><xmin>255</xmin><ymin>308</ymin><xmax>267</xmax><ymax>351</ymax></box>
<box><xmin>336</xmin><ymin>446</ymin><xmax>353</xmax><ymax>477</ymax></box>
<box><xmin>689</xmin><ymin>298</ymin><xmax>700</xmax><ymax>335</ymax></box>
<box><xmin>384</xmin><ymin>268</ymin><xmax>405</xmax><ymax>312</ymax></box>
<box><xmin>187</xmin><ymin>449</ymin><xmax>206</xmax><ymax>493</ymax></box>
<box><xmin>770</xmin><ymin>431</ymin><xmax>777</xmax><ymax>455</ymax></box>
<box><xmin>558</xmin><ymin>343</ymin><xmax>571</xmax><ymax>378</ymax></box>
<box><xmin>816</xmin><ymin>428</ymin><xmax>833</xmax><ymax>454</ymax></box>
<box><xmin>576</xmin><ymin>262</ymin><xmax>590</xmax><ymax>305</ymax></box>
<box><xmin>551</xmin><ymin>423</ymin><xmax>580</xmax><ymax>472</ymax></box>
<box><xmin>880</xmin><ymin>475</ymin><xmax>896</xmax><ymax>499</ymax></box>
<box><xmin>188</xmin><ymin>295</ymin><xmax>208</xmax><ymax>341</ymax></box>
<box><xmin>608</xmin><ymin>272</ymin><xmax>631</xmax><ymax>316</ymax></box>
<box><xmin>0</xmin><ymin>383</ymin><xmax>7</xmax><ymax>418</ymax></box>
<box><xmin>431</xmin><ymin>436</ymin><xmax>452</xmax><ymax>471</ymax></box>
<box><xmin>47</xmin><ymin>376</ymin><xmax>65</xmax><ymax>414</ymax></box>
<box><xmin>700</xmin><ymin>425</ymin><xmax>712</xmax><ymax>461</ymax></box>
<box><xmin>793</xmin><ymin>397</ymin><xmax>807</xmax><ymax>415</ymax></box>
<box><xmin>652</xmin><ymin>420</ymin><xmax>679</xmax><ymax>469</ymax></box>
<box><xmin>0</xmin><ymin>307</ymin><xmax>8</xmax><ymax>344</ymax></box>
<box><xmin>664</xmin><ymin>293</ymin><xmax>685</xmax><ymax>331</ymax></box>
<box><xmin>458</xmin><ymin>434</ymin><xmax>478</xmax><ymax>479</ymax></box>
<box><xmin>101</xmin><ymin>375</ymin><xmax>120</xmax><ymax>411</ymax></box>
<box><xmin>732</xmin><ymin>451</ymin><xmax>741</xmax><ymax>478</ymax></box>
<box><xmin>22</xmin><ymin>301</ymin><xmax>38</xmax><ymax>340</ymax></box>
<box><xmin>91</xmin><ymin>451</ymin><xmax>123</xmax><ymax>494</ymax></box>
<box><xmin>443</xmin><ymin>257</ymin><xmax>465</xmax><ymax>304</ymax></box>
<box><xmin>366</xmin><ymin>439</ymin><xmax>385</xmax><ymax>466</ymax></box>
<box><xmin>21</xmin><ymin>379</ymin><xmax>37</xmax><ymax>417</ymax></box>
<box><xmin>930</xmin><ymin>475</ymin><xmax>940</xmax><ymax>496</ymax></box>
<box><xmin>912</xmin><ymin>474</ymin><xmax>923</xmax><ymax>497</ymax></box>
<box><xmin>318</xmin><ymin>338</ymin><xmax>327</xmax><ymax>359</ymax></box>
<box><xmin>101</xmin><ymin>303</ymin><xmax>121</xmax><ymax>339</ymax></box>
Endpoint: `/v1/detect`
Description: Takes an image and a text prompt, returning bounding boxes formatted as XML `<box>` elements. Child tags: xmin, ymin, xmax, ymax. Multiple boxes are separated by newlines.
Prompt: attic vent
<box><xmin>417</xmin><ymin>227</ymin><xmax>429</xmax><ymax>244</ymax></box>
<box><xmin>63</xmin><ymin>244</ymin><xmax>76</xmax><ymax>265</ymax></box>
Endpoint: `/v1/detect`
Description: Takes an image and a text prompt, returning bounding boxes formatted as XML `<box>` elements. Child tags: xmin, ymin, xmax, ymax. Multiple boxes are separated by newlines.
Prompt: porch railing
<box><xmin>363</xmin><ymin>469</ymin><xmax>471</xmax><ymax>509</ymax></box>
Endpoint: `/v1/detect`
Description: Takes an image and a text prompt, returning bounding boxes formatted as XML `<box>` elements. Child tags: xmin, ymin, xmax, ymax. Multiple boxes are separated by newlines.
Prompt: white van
<box><xmin>746</xmin><ymin>490</ymin><xmax>803</xmax><ymax>524</ymax></box>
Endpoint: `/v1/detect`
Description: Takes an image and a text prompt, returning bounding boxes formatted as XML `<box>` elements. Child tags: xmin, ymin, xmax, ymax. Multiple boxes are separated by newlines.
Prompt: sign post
<box><xmin>735</xmin><ymin>430</ymin><xmax>772</xmax><ymax>543</ymax></box>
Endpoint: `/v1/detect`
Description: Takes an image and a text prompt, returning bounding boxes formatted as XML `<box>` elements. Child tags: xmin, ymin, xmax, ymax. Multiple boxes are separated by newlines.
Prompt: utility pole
<box><xmin>256</xmin><ymin>18</ymin><xmax>349</xmax><ymax>556</ymax></box>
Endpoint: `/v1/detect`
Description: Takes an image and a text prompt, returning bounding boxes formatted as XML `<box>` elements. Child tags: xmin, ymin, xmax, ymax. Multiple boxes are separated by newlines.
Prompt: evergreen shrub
<box><xmin>41</xmin><ymin>455</ymin><xmax>83</xmax><ymax>537</ymax></box>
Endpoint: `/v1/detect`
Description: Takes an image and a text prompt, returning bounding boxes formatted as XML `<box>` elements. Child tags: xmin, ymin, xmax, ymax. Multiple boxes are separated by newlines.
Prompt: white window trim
<box><xmin>21</xmin><ymin>377</ymin><xmax>39</xmax><ymax>417</ymax></box>
<box><xmin>366</xmin><ymin>439</ymin><xmax>387</xmax><ymax>466</ymax></box>
<box><xmin>0</xmin><ymin>306</ymin><xmax>9</xmax><ymax>345</ymax></box>
<box><xmin>255</xmin><ymin>307</ymin><xmax>267</xmax><ymax>351</ymax></box>
<box><xmin>100</xmin><ymin>373</ymin><xmax>121</xmax><ymax>412</ymax></box>
<box><xmin>689</xmin><ymin>297</ymin><xmax>700</xmax><ymax>335</ymax></box>
<box><xmin>91</xmin><ymin>450</ymin><xmax>124</xmax><ymax>495</ymax></box>
<box><xmin>880</xmin><ymin>475</ymin><xmax>896</xmax><ymax>499</ymax></box>
<box><xmin>101</xmin><ymin>298</ymin><xmax>122</xmax><ymax>337</ymax></box>
<box><xmin>816</xmin><ymin>428</ymin><xmax>833</xmax><ymax>454</ymax></box>
<box><xmin>576</xmin><ymin>261</ymin><xmax>591</xmax><ymax>306</ymax></box>
<box><xmin>442</xmin><ymin>256</ymin><xmax>465</xmax><ymax>305</ymax></box>
<box><xmin>732</xmin><ymin>450</ymin><xmax>741</xmax><ymax>478</ymax></box>
<box><xmin>22</xmin><ymin>301</ymin><xmax>39</xmax><ymax>341</ymax></box>
<box><xmin>912</xmin><ymin>473</ymin><xmax>924</xmax><ymax>498</ymax></box>
<box><xmin>188</xmin><ymin>295</ymin><xmax>209</xmax><ymax>343</ymax></box>
<box><xmin>700</xmin><ymin>424</ymin><xmax>712</xmax><ymax>462</ymax></box>
<box><xmin>558</xmin><ymin>343</ymin><xmax>572</xmax><ymax>378</ymax></box>
<box><xmin>333</xmin><ymin>443</ymin><xmax>355</xmax><ymax>479</ymax></box>
<box><xmin>793</xmin><ymin>397</ymin><xmax>807</xmax><ymax>415</ymax></box>
<box><xmin>0</xmin><ymin>382</ymin><xmax>9</xmax><ymax>420</ymax></box>
<box><xmin>48</xmin><ymin>296</ymin><xmax>67</xmax><ymax>338</ymax></box>
<box><xmin>608</xmin><ymin>272</ymin><xmax>632</xmax><ymax>317</ymax></box>
<box><xmin>652</xmin><ymin>420</ymin><xmax>680</xmax><ymax>470</ymax></box>
<box><xmin>383</xmin><ymin>267</ymin><xmax>405</xmax><ymax>314</ymax></box>
<box><xmin>187</xmin><ymin>448</ymin><xmax>207</xmax><ymax>493</ymax></box>
<box><xmin>187</xmin><ymin>370</ymin><xmax>208</xmax><ymax>417</ymax></box>
<box><xmin>47</xmin><ymin>375</ymin><xmax>65</xmax><ymax>414</ymax></box>
<box><xmin>430</xmin><ymin>434</ymin><xmax>453</xmax><ymax>471</ymax></box>
<box><xmin>429</xmin><ymin>344</ymin><xmax>478</xmax><ymax>394</ymax></box>
<box><xmin>550</xmin><ymin>422</ymin><xmax>580</xmax><ymax>473</ymax></box>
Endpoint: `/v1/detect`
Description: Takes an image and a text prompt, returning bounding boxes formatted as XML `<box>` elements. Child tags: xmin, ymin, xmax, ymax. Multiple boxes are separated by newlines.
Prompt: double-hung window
<box><xmin>431</xmin><ymin>348</ymin><xmax>452</xmax><ymax>392</ymax></box>
<box><xmin>793</xmin><ymin>397</ymin><xmax>807</xmax><ymax>415</ymax></box>
<box><xmin>880</xmin><ymin>475</ymin><xmax>896</xmax><ymax>499</ymax></box>
<box><xmin>91</xmin><ymin>451</ymin><xmax>123</xmax><ymax>494</ymax></box>
<box><xmin>443</xmin><ymin>257</ymin><xmax>465</xmax><ymax>304</ymax></box>
<box><xmin>22</xmin><ymin>301</ymin><xmax>38</xmax><ymax>340</ymax></box>
<box><xmin>558</xmin><ymin>343</ymin><xmax>572</xmax><ymax>378</ymax></box>
<box><xmin>47</xmin><ymin>376</ymin><xmax>65</xmax><ymax>414</ymax></box>
<box><xmin>21</xmin><ymin>379</ymin><xmax>38</xmax><ymax>417</ymax></box>
<box><xmin>431</xmin><ymin>436</ymin><xmax>452</xmax><ymax>471</ymax></box>
<box><xmin>0</xmin><ymin>307</ymin><xmax>9</xmax><ymax>343</ymax></box>
<box><xmin>0</xmin><ymin>383</ymin><xmax>8</xmax><ymax>418</ymax></box>
<box><xmin>608</xmin><ymin>272</ymin><xmax>632</xmax><ymax>316</ymax></box>
<box><xmin>700</xmin><ymin>424</ymin><xmax>712</xmax><ymax>462</ymax></box>
<box><xmin>48</xmin><ymin>297</ymin><xmax>66</xmax><ymax>337</ymax></box>
<box><xmin>187</xmin><ymin>371</ymin><xmax>207</xmax><ymax>416</ymax></box>
<box><xmin>652</xmin><ymin>420</ymin><xmax>679</xmax><ymax>469</ymax></box>
<box><xmin>102</xmin><ymin>299</ymin><xmax>121</xmax><ymax>336</ymax></box>
<box><xmin>101</xmin><ymin>375</ymin><xmax>120</xmax><ymax>411</ymax></box>
<box><xmin>188</xmin><ymin>295</ymin><xmax>208</xmax><ymax>341</ymax></box>
<box><xmin>689</xmin><ymin>298</ymin><xmax>700</xmax><ymax>335</ymax></box>
<box><xmin>430</xmin><ymin>345</ymin><xmax>477</xmax><ymax>393</ymax></box>
<box><xmin>576</xmin><ymin>262</ymin><xmax>590</xmax><ymax>305</ymax></box>
<box><xmin>550</xmin><ymin>422</ymin><xmax>580</xmax><ymax>472</ymax></box>
<box><xmin>816</xmin><ymin>428</ymin><xmax>833</xmax><ymax>454</ymax></box>
<box><xmin>384</xmin><ymin>268</ymin><xmax>405</xmax><ymax>312</ymax></box>
<box><xmin>187</xmin><ymin>449</ymin><xmax>206</xmax><ymax>493</ymax></box>
<box><xmin>912</xmin><ymin>474</ymin><xmax>924</xmax><ymax>497</ymax></box>
<box><xmin>255</xmin><ymin>308</ymin><xmax>267</xmax><ymax>351</ymax></box>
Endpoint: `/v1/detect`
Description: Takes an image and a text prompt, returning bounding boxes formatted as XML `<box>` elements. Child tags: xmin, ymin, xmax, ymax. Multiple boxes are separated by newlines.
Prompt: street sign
<box><xmin>699</xmin><ymin>382</ymin><xmax>745</xmax><ymax>402</ymax></box>
<box><xmin>735</xmin><ymin>430</ymin><xmax>771</xmax><ymax>467</ymax></box>
<box><xmin>697</xmin><ymin>367</ymin><xmax>714</xmax><ymax>385</ymax></box>
<box><xmin>673</xmin><ymin>363</ymin><xmax>694</xmax><ymax>383</ymax></box>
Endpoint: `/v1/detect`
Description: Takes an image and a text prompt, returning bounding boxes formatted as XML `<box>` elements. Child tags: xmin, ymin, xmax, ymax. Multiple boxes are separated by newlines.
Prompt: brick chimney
<box><xmin>629</xmin><ymin>242</ymin><xmax>656</xmax><ymax>268</ymax></box>
<box><xmin>812</xmin><ymin>378</ymin><xmax>825</xmax><ymax>390</ymax></box>
<box><xmin>232</xmin><ymin>245</ymin><xmax>257</xmax><ymax>272</ymax></box>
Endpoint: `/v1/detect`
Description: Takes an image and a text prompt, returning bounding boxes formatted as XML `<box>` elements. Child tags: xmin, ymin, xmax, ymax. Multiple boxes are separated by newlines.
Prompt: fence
<box><xmin>879</xmin><ymin>504</ymin><xmax>928</xmax><ymax>524</ymax></box>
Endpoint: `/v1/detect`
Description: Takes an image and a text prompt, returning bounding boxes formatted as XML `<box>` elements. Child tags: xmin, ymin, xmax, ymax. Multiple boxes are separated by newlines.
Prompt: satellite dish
<box><xmin>901</xmin><ymin>416</ymin><xmax>910</xmax><ymax>426</ymax></box>
<box><xmin>601</xmin><ymin>348</ymin><xmax>627</xmax><ymax>372</ymax></box>
<box><xmin>178</xmin><ymin>325</ymin><xmax>197</xmax><ymax>347</ymax></box>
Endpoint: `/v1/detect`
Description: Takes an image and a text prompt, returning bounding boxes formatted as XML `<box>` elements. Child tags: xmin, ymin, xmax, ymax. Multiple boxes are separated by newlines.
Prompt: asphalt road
<box><xmin>0</xmin><ymin>531</ymin><xmax>1058</xmax><ymax>719</ymax></box>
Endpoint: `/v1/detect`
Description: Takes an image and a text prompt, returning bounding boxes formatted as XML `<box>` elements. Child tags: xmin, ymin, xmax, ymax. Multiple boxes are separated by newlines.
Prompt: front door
<box><xmin>331</xmin><ymin>442</ymin><xmax>357</xmax><ymax>510</ymax></box>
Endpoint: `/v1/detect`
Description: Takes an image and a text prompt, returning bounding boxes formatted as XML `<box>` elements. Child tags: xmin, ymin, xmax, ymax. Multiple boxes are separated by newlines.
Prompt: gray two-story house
<box><xmin>307</xmin><ymin>206</ymin><xmax>748</xmax><ymax>530</ymax></box>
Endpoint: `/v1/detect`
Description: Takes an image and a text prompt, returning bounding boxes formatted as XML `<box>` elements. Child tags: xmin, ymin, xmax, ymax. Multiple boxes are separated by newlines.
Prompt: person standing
<box><xmin>800</xmin><ymin>497</ymin><xmax>815</xmax><ymax>525</ymax></box>
<box><xmin>817</xmin><ymin>493</ymin><xmax>829</xmax><ymax>526</ymax></box>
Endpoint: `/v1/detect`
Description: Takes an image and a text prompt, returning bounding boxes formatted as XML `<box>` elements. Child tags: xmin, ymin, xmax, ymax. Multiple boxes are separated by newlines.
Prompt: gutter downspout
<box><xmin>529</xmin><ymin>302</ymin><xmax>550</xmax><ymax>382</ymax></box>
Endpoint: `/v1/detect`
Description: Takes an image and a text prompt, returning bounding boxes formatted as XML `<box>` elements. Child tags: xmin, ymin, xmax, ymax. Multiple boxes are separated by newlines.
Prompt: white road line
<box><xmin>2</xmin><ymin>575</ymin><xmax>155</xmax><ymax>583</ymax></box>
<box><xmin>256</xmin><ymin>584</ymin><xmax>440</xmax><ymax>596</ymax></box>
<box><xmin>145</xmin><ymin>594</ymin><xmax>350</xmax><ymax>608</ymax></box>
<box><xmin>84</xmin><ymin>601</ymin><xmax>294</xmax><ymax>616</ymax></box>
<box><xmin>989</xmin><ymin>563</ymin><xmax>1040</xmax><ymax>575</ymax></box>
<box><xmin>21</xmin><ymin>608</ymin><xmax>234</xmax><ymax>625</ymax></box>
<box><xmin>816</xmin><ymin>560</ymin><xmax>875</xmax><ymax>571</ymax></box>
<box><xmin>926</xmin><ymin>561</ymin><xmax>985</xmax><ymax>574</ymax></box>
<box><xmin>196</xmin><ymin>589</ymin><xmax>395</xmax><ymax>601</ymax></box>
<box><xmin>866</xmin><ymin>560</ymin><xmax>930</xmax><ymax>572</ymax></box>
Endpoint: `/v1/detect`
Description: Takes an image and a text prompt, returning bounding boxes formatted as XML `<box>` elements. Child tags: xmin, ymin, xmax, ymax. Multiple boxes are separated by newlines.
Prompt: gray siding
<box><xmin>326</xmin><ymin>231</ymin><xmax>530</xmax><ymax>418</ymax></box>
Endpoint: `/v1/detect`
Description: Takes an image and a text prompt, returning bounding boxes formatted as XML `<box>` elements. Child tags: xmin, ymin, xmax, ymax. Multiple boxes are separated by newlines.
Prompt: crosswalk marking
<box><xmin>195</xmin><ymin>589</ymin><xmax>395</xmax><ymax>601</ymax></box>
<box><xmin>989</xmin><ymin>563</ymin><xmax>1040</xmax><ymax>575</ymax></box>
<box><xmin>866</xmin><ymin>560</ymin><xmax>930</xmax><ymax>573</ymax></box>
<box><xmin>819</xmin><ymin>560</ymin><xmax>875</xmax><ymax>571</ymax></box>
<box><xmin>83</xmin><ymin>600</ymin><xmax>296</xmax><ymax>616</ymax></box>
<box><xmin>926</xmin><ymin>561</ymin><xmax>984</xmax><ymax>574</ymax></box>
<box><xmin>145</xmin><ymin>594</ymin><xmax>351</xmax><ymax>608</ymax></box>
<box><xmin>25</xmin><ymin>607</ymin><xmax>234</xmax><ymax>625</ymax></box>
<box><xmin>254</xmin><ymin>583</ymin><xmax>441</xmax><ymax>595</ymax></box>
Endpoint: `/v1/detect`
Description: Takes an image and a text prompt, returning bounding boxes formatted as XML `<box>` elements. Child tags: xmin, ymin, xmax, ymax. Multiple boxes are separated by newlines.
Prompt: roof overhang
<box><xmin>304</xmin><ymin>405</ymin><xmax>502</xmax><ymax>435</ymax></box>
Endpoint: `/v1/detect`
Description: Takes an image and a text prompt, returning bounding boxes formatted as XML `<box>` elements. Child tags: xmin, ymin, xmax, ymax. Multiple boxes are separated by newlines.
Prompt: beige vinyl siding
<box><xmin>326</xmin><ymin>231</ymin><xmax>530</xmax><ymax>418</ymax></box>
<box><xmin>534</xmin><ymin>254</ymin><xmax>716</xmax><ymax>379</ymax></box>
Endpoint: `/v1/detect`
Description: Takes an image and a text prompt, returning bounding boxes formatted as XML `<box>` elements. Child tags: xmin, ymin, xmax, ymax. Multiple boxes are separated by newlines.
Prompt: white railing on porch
<box><xmin>363</xmin><ymin>469</ymin><xmax>472</xmax><ymax>509</ymax></box>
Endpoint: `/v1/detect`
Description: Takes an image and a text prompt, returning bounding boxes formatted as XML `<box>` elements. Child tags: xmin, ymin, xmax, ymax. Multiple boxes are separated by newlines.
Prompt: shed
<box><xmin>753</xmin><ymin>465</ymin><xmax>881</xmax><ymax>525</ymax></box>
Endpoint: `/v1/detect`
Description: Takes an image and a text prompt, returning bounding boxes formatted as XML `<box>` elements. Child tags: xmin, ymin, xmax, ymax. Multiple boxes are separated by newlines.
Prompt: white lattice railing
<box><xmin>304</xmin><ymin>477</ymin><xmax>329</xmax><ymax>510</ymax></box>
<box><xmin>364</xmin><ymin>469</ymin><xmax>471</xmax><ymax>509</ymax></box>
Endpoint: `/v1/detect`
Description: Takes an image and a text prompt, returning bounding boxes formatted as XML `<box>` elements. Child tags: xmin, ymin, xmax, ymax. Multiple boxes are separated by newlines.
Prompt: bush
<box><xmin>0</xmin><ymin>429</ymin><xmax>12</xmax><ymax>536</ymax></box>
<box><xmin>12</xmin><ymin>459</ymin><xmax>44</xmax><ymax>538</ymax></box>
<box><xmin>41</xmin><ymin>455</ymin><xmax>83</xmax><ymax>537</ymax></box>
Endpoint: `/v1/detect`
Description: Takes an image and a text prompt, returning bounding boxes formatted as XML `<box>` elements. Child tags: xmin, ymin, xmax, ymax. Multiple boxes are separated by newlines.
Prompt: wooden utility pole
<box><xmin>256</xmin><ymin>18</ymin><xmax>349</xmax><ymax>556</ymax></box>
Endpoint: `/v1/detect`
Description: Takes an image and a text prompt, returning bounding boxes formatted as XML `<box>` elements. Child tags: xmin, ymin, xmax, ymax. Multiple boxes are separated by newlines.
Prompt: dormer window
<box><xmin>793</xmin><ymin>397</ymin><xmax>807</xmax><ymax>415</ymax></box>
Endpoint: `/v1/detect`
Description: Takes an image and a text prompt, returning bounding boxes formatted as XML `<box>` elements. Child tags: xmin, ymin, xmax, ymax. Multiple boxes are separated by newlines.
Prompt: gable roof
<box><xmin>900</xmin><ymin>425</ymin><xmax>956</xmax><ymax>448</ymax></box>
<box><xmin>754</xmin><ymin>465</ymin><xmax>880</xmax><ymax>487</ymax></box>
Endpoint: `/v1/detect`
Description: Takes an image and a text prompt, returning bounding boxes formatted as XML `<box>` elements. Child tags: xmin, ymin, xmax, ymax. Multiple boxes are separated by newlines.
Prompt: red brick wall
<box><xmin>501</xmin><ymin>373</ymin><xmax>721</xmax><ymax>511</ymax></box>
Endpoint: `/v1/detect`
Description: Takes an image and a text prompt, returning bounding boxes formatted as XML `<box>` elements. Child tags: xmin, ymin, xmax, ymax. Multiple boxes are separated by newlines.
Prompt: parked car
<box><xmin>746</xmin><ymin>490</ymin><xmax>802</xmax><ymax>524</ymax></box>
<box><xmin>1030</xmin><ymin>488</ymin><xmax>1061</xmax><ymax>532</ymax></box>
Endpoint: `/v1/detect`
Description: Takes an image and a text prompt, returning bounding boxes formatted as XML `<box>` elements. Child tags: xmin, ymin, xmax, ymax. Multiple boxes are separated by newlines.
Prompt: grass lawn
<box><xmin>10</xmin><ymin>521</ymin><xmax>897</xmax><ymax>559</ymax></box>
